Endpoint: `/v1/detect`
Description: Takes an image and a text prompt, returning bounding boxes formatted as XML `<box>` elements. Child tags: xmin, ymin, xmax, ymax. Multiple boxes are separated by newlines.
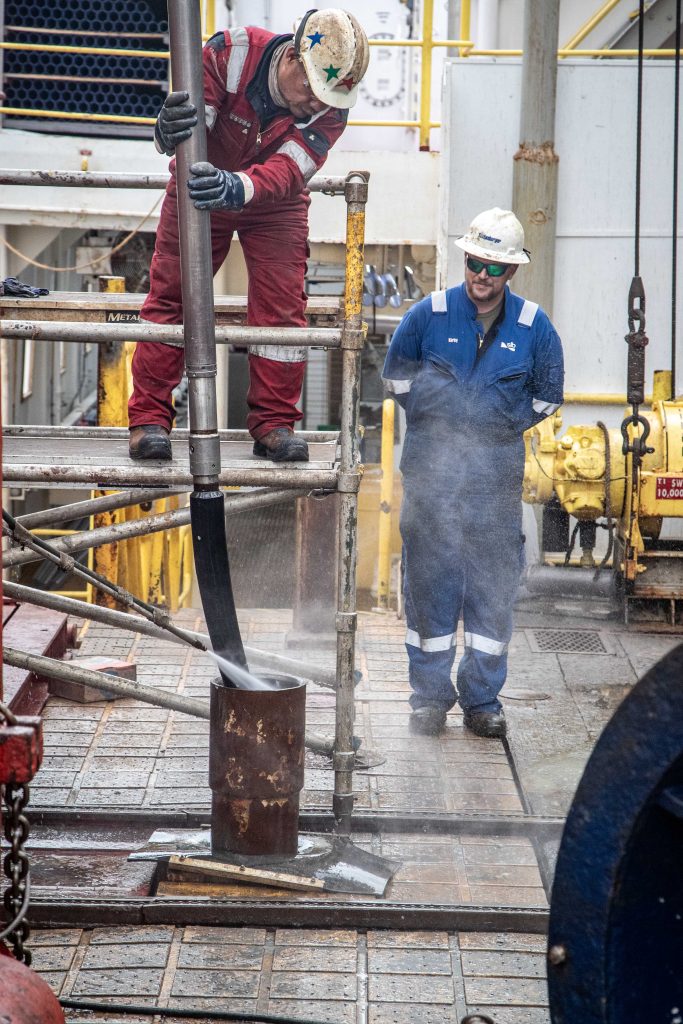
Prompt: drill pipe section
<box><xmin>0</xmin><ymin>320</ymin><xmax>343</xmax><ymax>349</ymax></box>
<box><xmin>209</xmin><ymin>676</ymin><xmax>306</xmax><ymax>856</ymax></box>
<box><xmin>0</xmin><ymin>168</ymin><xmax>352</xmax><ymax>194</ymax></box>
<box><xmin>2</xmin><ymin>648</ymin><xmax>336</xmax><ymax>756</ymax></box>
<box><xmin>2</xmin><ymin>488</ymin><xmax>306</xmax><ymax>568</ymax></box>
<box><xmin>167</xmin><ymin>0</ymin><xmax>219</xmax><ymax>483</ymax></box>
<box><xmin>167</xmin><ymin>0</ymin><xmax>246</xmax><ymax>675</ymax></box>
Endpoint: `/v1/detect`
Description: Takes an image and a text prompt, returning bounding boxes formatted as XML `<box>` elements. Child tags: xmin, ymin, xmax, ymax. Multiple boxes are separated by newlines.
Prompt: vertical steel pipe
<box><xmin>167</xmin><ymin>0</ymin><xmax>245</xmax><ymax>669</ymax></box>
<box><xmin>166</xmin><ymin>0</ymin><xmax>220</xmax><ymax>486</ymax></box>
<box><xmin>512</xmin><ymin>0</ymin><xmax>560</xmax><ymax>317</ymax></box>
<box><xmin>334</xmin><ymin>173</ymin><xmax>368</xmax><ymax>833</ymax></box>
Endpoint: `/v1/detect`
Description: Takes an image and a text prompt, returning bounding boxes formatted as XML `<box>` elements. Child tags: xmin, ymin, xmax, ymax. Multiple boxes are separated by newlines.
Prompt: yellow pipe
<box><xmin>562</xmin><ymin>0</ymin><xmax>624</xmax><ymax>53</ymax></box>
<box><xmin>54</xmin><ymin>591</ymin><xmax>89</xmax><ymax>599</ymax></box>
<box><xmin>563</xmin><ymin>393</ymin><xmax>654</xmax><ymax>405</ymax></box>
<box><xmin>460</xmin><ymin>0</ymin><xmax>472</xmax><ymax>57</ymax></box>
<box><xmin>93</xmin><ymin>276</ymin><xmax>126</xmax><ymax>608</ymax></box>
<box><xmin>652</xmin><ymin>370</ymin><xmax>673</xmax><ymax>402</ymax></box>
<box><xmin>377</xmin><ymin>398</ymin><xmax>396</xmax><ymax>611</ymax></box>
<box><xmin>419</xmin><ymin>0</ymin><xmax>435</xmax><ymax>150</ymax></box>
<box><xmin>344</xmin><ymin>208</ymin><xmax>366</xmax><ymax>322</ymax></box>
<box><xmin>559</xmin><ymin>48</ymin><xmax>683</xmax><ymax>56</ymax></box>
<box><xmin>178</xmin><ymin>526</ymin><xmax>194</xmax><ymax>609</ymax></box>
<box><xmin>0</xmin><ymin>41</ymin><xmax>169</xmax><ymax>58</ymax></box>
<box><xmin>0</xmin><ymin>107</ymin><xmax>154</xmax><ymax>125</ymax></box>
<box><xmin>204</xmin><ymin>0</ymin><xmax>216</xmax><ymax>38</ymax></box>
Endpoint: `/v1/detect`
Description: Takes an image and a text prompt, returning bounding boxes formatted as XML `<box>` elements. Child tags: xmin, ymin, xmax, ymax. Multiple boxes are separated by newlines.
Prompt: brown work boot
<box><xmin>252</xmin><ymin>427</ymin><xmax>309</xmax><ymax>463</ymax></box>
<box><xmin>129</xmin><ymin>425</ymin><xmax>172</xmax><ymax>461</ymax></box>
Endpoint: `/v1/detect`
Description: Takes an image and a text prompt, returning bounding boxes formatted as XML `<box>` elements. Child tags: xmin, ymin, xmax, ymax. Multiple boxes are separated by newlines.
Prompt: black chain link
<box><xmin>2</xmin><ymin>782</ymin><xmax>32</xmax><ymax>965</ymax></box>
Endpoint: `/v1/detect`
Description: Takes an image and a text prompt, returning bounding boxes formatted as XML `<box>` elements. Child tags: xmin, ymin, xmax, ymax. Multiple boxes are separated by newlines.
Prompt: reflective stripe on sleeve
<box><xmin>431</xmin><ymin>289</ymin><xmax>448</xmax><ymax>313</ymax></box>
<box><xmin>464</xmin><ymin>631</ymin><xmax>507</xmax><ymax>656</ymax></box>
<box><xmin>276</xmin><ymin>140</ymin><xmax>318</xmax><ymax>182</ymax></box>
<box><xmin>226</xmin><ymin>27</ymin><xmax>249</xmax><ymax>92</ymax></box>
<box><xmin>205</xmin><ymin>105</ymin><xmax>218</xmax><ymax>131</ymax></box>
<box><xmin>383</xmin><ymin>377</ymin><xmax>412</xmax><ymax>395</ymax></box>
<box><xmin>249</xmin><ymin>345</ymin><xmax>308</xmax><ymax>363</ymax></box>
<box><xmin>518</xmin><ymin>299</ymin><xmax>539</xmax><ymax>327</ymax></box>
<box><xmin>406</xmin><ymin>629</ymin><xmax>456</xmax><ymax>653</ymax></box>
<box><xmin>533</xmin><ymin>398</ymin><xmax>560</xmax><ymax>416</ymax></box>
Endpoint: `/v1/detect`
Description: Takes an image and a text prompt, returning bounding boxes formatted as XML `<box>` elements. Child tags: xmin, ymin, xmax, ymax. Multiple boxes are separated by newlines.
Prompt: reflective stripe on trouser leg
<box><xmin>400</xmin><ymin>485</ymin><xmax>464</xmax><ymax>711</ymax></box>
<box><xmin>456</xmin><ymin>501</ymin><xmax>524</xmax><ymax>714</ymax></box>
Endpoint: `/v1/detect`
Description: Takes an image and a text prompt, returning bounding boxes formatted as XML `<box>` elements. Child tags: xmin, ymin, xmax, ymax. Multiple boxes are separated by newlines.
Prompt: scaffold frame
<box><xmin>0</xmin><ymin>166</ymin><xmax>369</xmax><ymax>833</ymax></box>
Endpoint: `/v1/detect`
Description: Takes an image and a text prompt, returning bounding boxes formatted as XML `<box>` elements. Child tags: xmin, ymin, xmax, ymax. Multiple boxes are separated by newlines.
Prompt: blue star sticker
<box><xmin>307</xmin><ymin>31</ymin><xmax>324</xmax><ymax>48</ymax></box>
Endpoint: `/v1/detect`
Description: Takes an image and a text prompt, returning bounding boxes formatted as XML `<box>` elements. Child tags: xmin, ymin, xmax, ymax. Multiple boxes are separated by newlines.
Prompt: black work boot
<box><xmin>253</xmin><ymin>427</ymin><xmax>309</xmax><ymax>463</ymax></box>
<box><xmin>463</xmin><ymin>708</ymin><xmax>507</xmax><ymax>739</ymax></box>
<box><xmin>129</xmin><ymin>425</ymin><xmax>172</xmax><ymax>461</ymax></box>
<box><xmin>409</xmin><ymin>704</ymin><xmax>448</xmax><ymax>736</ymax></box>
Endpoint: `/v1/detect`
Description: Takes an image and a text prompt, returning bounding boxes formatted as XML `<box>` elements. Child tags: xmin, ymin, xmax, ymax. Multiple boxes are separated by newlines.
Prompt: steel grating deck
<box><xmin>6</xmin><ymin>606</ymin><xmax>681</xmax><ymax>1022</ymax></box>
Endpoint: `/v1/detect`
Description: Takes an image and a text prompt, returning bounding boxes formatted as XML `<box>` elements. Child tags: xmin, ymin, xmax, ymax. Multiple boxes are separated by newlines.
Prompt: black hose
<box><xmin>190</xmin><ymin>490</ymin><xmax>246</xmax><ymax>674</ymax></box>
<box><xmin>60</xmin><ymin>996</ymin><xmax>332</xmax><ymax>1024</ymax></box>
<box><xmin>635</xmin><ymin>0</ymin><xmax>645</xmax><ymax>277</ymax></box>
<box><xmin>672</xmin><ymin>0</ymin><xmax>681</xmax><ymax>397</ymax></box>
<box><xmin>594</xmin><ymin>421</ymin><xmax>615</xmax><ymax>579</ymax></box>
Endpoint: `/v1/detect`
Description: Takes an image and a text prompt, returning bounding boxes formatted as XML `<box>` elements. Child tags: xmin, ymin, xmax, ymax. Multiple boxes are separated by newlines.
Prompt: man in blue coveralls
<box><xmin>382</xmin><ymin>208</ymin><xmax>564</xmax><ymax>737</ymax></box>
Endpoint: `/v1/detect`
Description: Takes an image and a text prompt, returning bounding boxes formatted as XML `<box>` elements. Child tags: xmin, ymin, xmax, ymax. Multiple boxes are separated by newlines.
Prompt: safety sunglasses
<box><xmin>466</xmin><ymin>256</ymin><xmax>508</xmax><ymax>278</ymax></box>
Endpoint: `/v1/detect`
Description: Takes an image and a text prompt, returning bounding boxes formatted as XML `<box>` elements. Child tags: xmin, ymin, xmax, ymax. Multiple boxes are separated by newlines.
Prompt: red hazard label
<box><xmin>656</xmin><ymin>477</ymin><xmax>683</xmax><ymax>499</ymax></box>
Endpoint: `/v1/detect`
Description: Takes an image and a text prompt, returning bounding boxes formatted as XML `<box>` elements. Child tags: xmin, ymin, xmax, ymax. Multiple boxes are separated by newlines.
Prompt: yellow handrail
<box><xmin>562</xmin><ymin>0</ymin><xmax>624</xmax><ymax>53</ymax></box>
<box><xmin>0</xmin><ymin>41</ymin><xmax>170</xmax><ymax>58</ymax></box>
<box><xmin>1</xmin><ymin>0</ymin><xmax>681</xmax><ymax>149</ymax></box>
<box><xmin>460</xmin><ymin>0</ymin><xmax>472</xmax><ymax>58</ymax></box>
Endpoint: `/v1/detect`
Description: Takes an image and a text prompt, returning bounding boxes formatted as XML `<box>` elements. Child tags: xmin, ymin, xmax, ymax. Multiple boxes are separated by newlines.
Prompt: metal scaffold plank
<box><xmin>2</xmin><ymin>426</ymin><xmax>340</xmax><ymax>489</ymax></box>
<box><xmin>0</xmin><ymin>291</ymin><xmax>341</xmax><ymax>326</ymax></box>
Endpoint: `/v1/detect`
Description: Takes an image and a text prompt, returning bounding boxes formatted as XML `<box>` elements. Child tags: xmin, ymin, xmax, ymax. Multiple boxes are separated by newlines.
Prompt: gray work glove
<box><xmin>0</xmin><ymin>277</ymin><xmax>49</xmax><ymax>297</ymax></box>
<box><xmin>154</xmin><ymin>90</ymin><xmax>198</xmax><ymax>155</ymax></box>
<box><xmin>188</xmin><ymin>162</ymin><xmax>246</xmax><ymax>211</ymax></box>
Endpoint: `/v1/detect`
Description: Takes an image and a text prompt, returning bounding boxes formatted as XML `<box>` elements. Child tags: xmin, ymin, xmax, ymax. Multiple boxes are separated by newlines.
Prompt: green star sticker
<box><xmin>323</xmin><ymin>64</ymin><xmax>341</xmax><ymax>82</ymax></box>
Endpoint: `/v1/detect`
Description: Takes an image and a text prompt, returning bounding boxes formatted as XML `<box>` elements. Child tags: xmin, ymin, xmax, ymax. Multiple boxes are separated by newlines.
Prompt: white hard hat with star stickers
<box><xmin>294</xmin><ymin>8</ymin><xmax>370</xmax><ymax>110</ymax></box>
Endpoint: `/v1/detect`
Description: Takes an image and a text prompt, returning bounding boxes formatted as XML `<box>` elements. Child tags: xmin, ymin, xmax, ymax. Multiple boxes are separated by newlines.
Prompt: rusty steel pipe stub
<box><xmin>209</xmin><ymin>675</ymin><xmax>306</xmax><ymax>857</ymax></box>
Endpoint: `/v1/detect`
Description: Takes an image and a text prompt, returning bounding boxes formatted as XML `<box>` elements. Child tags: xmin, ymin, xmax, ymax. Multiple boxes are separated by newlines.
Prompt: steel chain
<box><xmin>2</xmin><ymin>782</ymin><xmax>32</xmax><ymax>964</ymax></box>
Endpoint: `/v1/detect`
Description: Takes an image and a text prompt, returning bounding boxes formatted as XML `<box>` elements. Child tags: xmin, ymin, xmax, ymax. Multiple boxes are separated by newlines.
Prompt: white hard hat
<box><xmin>454</xmin><ymin>208</ymin><xmax>530</xmax><ymax>264</ymax></box>
<box><xmin>294</xmin><ymin>8</ymin><xmax>370</xmax><ymax>110</ymax></box>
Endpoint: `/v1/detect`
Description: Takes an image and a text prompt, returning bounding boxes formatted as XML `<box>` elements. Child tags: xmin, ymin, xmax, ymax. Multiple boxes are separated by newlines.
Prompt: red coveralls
<box><xmin>128</xmin><ymin>27</ymin><xmax>347</xmax><ymax>440</ymax></box>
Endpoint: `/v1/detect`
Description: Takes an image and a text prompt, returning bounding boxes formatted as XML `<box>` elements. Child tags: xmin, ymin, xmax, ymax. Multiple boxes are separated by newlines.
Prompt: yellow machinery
<box><xmin>523</xmin><ymin>370</ymin><xmax>683</xmax><ymax>627</ymax></box>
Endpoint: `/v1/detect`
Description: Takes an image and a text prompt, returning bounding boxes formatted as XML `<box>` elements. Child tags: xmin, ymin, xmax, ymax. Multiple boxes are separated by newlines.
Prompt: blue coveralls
<box><xmin>382</xmin><ymin>282</ymin><xmax>564</xmax><ymax>714</ymax></box>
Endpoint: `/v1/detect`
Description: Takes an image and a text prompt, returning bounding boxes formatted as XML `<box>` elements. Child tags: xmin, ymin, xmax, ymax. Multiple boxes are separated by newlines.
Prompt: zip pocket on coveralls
<box><xmin>405</xmin><ymin>354</ymin><xmax>461</xmax><ymax>425</ymax></box>
<box><xmin>487</xmin><ymin>364</ymin><xmax>532</xmax><ymax>432</ymax></box>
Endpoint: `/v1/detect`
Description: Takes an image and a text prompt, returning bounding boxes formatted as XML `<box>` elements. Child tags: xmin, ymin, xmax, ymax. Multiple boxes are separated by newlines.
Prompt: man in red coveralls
<box><xmin>128</xmin><ymin>8</ymin><xmax>370</xmax><ymax>463</ymax></box>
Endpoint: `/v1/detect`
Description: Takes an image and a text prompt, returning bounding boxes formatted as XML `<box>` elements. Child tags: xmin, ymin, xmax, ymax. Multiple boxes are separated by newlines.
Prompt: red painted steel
<box><xmin>0</xmin><ymin>716</ymin><xmax>43</xmax><ymax>784</ymax></box>
<box><xmin>0</xmin><ymin>949</ymin><xmax>65</xmax><ymax>1022</ymax></box>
